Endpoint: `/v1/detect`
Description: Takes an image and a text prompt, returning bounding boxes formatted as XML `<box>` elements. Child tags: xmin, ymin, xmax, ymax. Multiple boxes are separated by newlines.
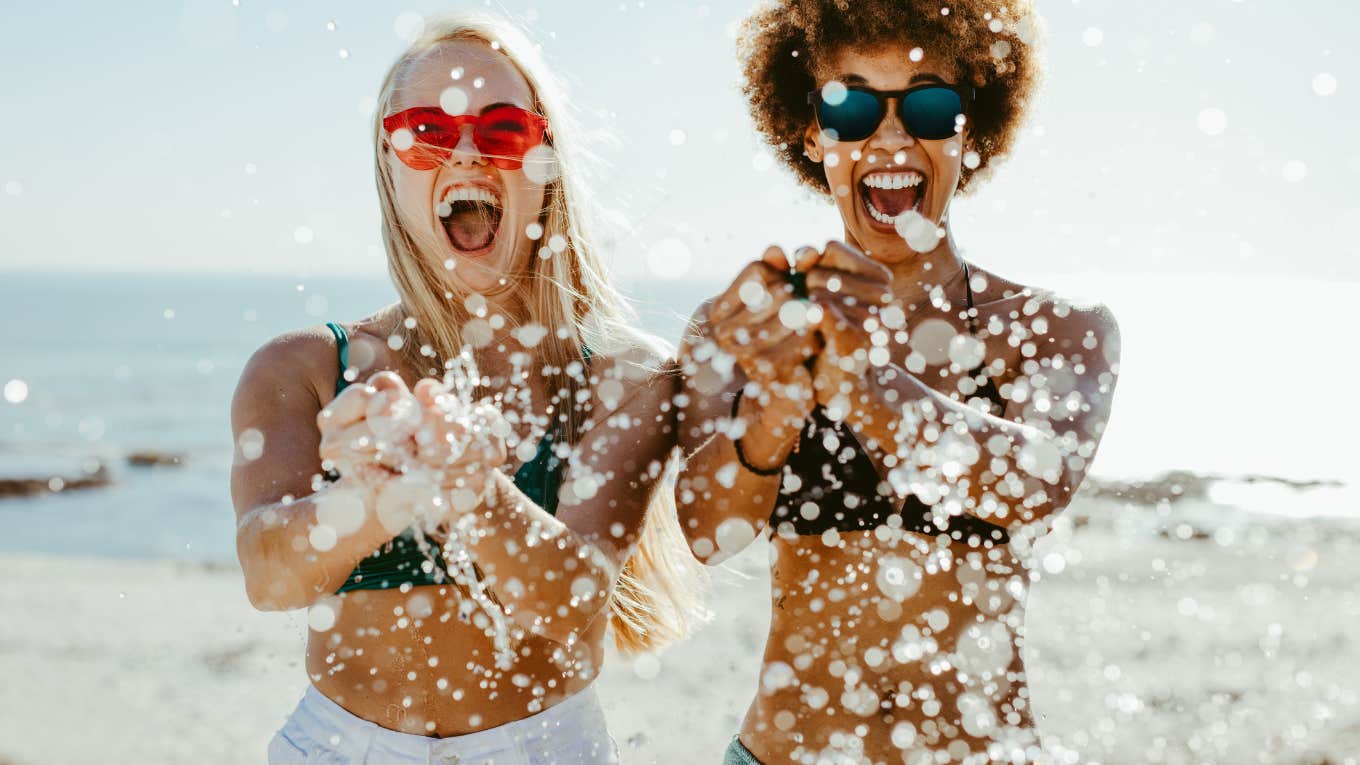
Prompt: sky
<box><xmin>0</xmin><ymin>0</ymin><xmax>1356</xmax><ymax>282</ymax></box>
<box><xmin>1</xmin><ymin>0</ymin><xmax>1358</xmax><ymax>486</ymax></box>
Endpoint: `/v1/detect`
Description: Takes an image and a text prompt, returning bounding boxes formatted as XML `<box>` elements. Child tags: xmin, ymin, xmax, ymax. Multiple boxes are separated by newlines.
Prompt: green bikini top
<box><xmin>323</xmin><ymin>321</ymin><xmax>567</xmax><ymax>594</ymax></box>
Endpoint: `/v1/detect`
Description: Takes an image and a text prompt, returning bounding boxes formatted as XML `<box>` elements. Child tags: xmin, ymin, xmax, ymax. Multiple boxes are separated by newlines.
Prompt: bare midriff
<box><xmin>739</xmin><ymin>529</ymin><xmax>1036</xmax><ymax>763</ymax></box>
<box><xmin>306</xmin><ymin>585</ymin><xmax>606</xmax><ymax>737</ymax></box>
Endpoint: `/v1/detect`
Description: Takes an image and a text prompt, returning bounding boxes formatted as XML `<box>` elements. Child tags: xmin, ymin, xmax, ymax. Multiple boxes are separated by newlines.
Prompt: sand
<box><xmin>3</xmin><ymin>490</ymin><xmax>1359</xmax><ymax>765</ymax></box>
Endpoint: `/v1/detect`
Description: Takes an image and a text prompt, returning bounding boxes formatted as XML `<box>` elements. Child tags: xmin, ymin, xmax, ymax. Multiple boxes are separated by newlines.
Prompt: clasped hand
<box><xmin>317</xmin><ymin>371</ymin><xmax>508</xmax><ymax>529</ymax></box>
<box><xmin>707</xmin><ymin>241</ymin><xmax>893</xmax><ymax>445</ymax></box>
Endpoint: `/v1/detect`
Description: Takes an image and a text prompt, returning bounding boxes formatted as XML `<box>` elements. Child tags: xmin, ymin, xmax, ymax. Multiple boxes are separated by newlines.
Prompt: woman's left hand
<box><xmin>803</xmin><ymin>240</ymin><xmax>893</xmax><ymax>408</ymax></box>
<box><xmin>410</xmin><ymin>378</ymin><xmax>509</xmax><ymax>507</ymax></box>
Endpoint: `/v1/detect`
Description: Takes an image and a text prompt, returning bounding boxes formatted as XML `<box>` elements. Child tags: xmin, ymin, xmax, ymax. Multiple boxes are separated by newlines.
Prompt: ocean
<box><xmin>2</xmin><ymin>270</ymin><xmax>1355</xmax><ymax>565</ymax></box>
<box><xmin>0</xmin><ymin>270</ymin><xmax>717</xmax><ymax>564</ymax></box>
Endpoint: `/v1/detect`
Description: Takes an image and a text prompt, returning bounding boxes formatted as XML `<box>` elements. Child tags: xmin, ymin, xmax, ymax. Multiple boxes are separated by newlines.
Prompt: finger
<box><xmin>760</xmin><ymin>244</ymin><xmax>792</xmax><ymax>271</ymax></box>
<box><xmin>367</xmin><ymin>370</ymin><xmax>411</xmax><ymax>396</ymax></box>
<box><xmin>709</xmin><ymin>261</ymin><xmax>789</xmax><ymax>324</ymax></box>
<box><xmin>713</xmin><ymin>310</ymin><xmax>804</xmax><ymax>360</ymax></box>
<box><xmin>791</xmin><ymin>246</ymin><xmax>823</xmax><ymax>274</ymax></box>
<box><xmin>412</xmin><ymin>378</ymin><xmax>447</xmax><ymax>407</ymax></box>
<box><xmin>318</xmin><ymin>383</ymin><xmax>373</xmax><ymax>429</ymax></box>
<box><xmin>806</xmin><ymin>270</ymin><xmax>893</xmax><ymax>308</ymax></box>
<box><xmin>320</xmin><ymin>421</ymin><xmax>404</xmax><ymax>463</ymax></box>
<box><xmin>819</xmin><ymin>240</ymin><xmax>893</xmax><ymax>285</ymax></box>
<box><xmin>816</xmin><ymin>300</ymin><xmax>875</xmax><ymax>355</ymax></box>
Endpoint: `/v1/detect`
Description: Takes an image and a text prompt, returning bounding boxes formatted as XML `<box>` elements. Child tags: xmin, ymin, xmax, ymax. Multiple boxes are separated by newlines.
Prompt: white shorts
<box><xmin>268</xmin><ymin>684</ymin><xmax>619</xmax><ymax>765</ymax></box>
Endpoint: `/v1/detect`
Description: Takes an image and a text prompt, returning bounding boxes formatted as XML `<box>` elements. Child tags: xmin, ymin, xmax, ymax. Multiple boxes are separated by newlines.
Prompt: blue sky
<box><xmin>0</xmin><ymin>0</ymin><xmax>1355</xmax><ymax>281</ymax></box>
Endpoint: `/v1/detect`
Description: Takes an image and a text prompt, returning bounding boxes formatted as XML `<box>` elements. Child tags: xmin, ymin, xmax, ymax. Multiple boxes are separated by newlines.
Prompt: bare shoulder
<box><xmin>232</xmin><ymin>326</ymin><xmax>345</xmax><ymax>415</ymax></box>
<box><xmin>967</xmin><ymin>265</ymin><xmax>1120</xmax><ymax>368</ymax></box>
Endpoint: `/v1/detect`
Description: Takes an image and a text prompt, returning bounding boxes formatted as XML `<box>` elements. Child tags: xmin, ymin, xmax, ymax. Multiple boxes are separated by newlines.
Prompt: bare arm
<box><xmin>229</xmin><ymin>333</ymin><xmax>398</xmax><ymax>611</ymax></box>
<box><xmin>817</xmin><ymin>297</ymin><xmax>1122</xmax><ymax>528</ymax></box>
<box><xmin>429</xmin><ymin>354</ymin><xmax>679</xmax><ymax>645</ymax></box>
<box><xmin>674</xmin><ymin>246</ymin><xmax>863</xmax><ymax>563</ymax></box>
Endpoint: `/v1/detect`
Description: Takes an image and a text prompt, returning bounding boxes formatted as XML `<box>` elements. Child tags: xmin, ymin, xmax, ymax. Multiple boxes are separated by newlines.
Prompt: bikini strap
<box><xmin>961</xmin><ymin>262</ymin><xmax>979</xmax><ymax>336</ymax></box>
<box><xmin>324</xmin><ymin>322</ymin><xmax>350</xmax><ymax>395</ymax></box>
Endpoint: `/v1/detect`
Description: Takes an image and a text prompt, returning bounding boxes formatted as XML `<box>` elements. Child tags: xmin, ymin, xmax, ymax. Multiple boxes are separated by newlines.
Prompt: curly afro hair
<box><xmin>737</xmin><ymin>0</ymin><xmax>1044</xmax><ymax>197</ymax></box>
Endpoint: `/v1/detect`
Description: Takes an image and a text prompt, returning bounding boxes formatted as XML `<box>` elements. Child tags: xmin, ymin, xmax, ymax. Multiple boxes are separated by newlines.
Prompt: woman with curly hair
<box><xmin>675</xmin><ymin>1</ymin><xmax>1120</xmax><ymax>762</ymax></box>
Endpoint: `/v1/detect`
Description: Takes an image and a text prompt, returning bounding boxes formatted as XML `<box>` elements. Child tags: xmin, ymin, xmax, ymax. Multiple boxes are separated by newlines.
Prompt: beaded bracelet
<box><xmin>730</xmin><ymin>387</ymin><xmax>784</xmax><ymax>476</ymax></box>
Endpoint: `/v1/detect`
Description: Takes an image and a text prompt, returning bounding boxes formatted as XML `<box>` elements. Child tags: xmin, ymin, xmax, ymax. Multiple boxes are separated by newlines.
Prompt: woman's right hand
<box><xmin>708</xmin><ymin>245</ymin><xmax>823</xmax><ymax>468</ymax></box>
<box><xmin>316</xmin><ymin>371</ymin><xmax>418</xmax><ymax>501</ymax></box>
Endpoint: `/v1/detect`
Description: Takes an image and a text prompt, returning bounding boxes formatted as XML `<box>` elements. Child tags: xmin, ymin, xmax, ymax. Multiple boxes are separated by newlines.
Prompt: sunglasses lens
<box><xmin>394</xmin><ymin>145</ymin><xmax>446</xmax><ymax>171</ymax></box>
<box><xmin>815</xmin><ymin>89</ymin><xmax>883</xmax><ymax>143</ymax></box>
<box><xmin>900</xmin><ymin>87</ymin><xmax>964</xmax><ymax>140</ymax></box>
<box><xmin>476</xmin><ymin>107</ymin><xmax>543</xmax><ymax>169</ymax></box>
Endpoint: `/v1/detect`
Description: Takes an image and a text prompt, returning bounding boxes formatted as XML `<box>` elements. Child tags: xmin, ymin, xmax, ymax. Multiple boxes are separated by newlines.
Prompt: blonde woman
<box><xmin>230</xmin><ymin>13</ymin><xmax>703</xmax><ymax>764</ymax></box>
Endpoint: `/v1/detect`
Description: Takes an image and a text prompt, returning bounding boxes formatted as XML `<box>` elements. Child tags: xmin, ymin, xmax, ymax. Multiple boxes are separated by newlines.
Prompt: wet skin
<box><xmin>677</xmin><ymin>41</ymin><xmax>1120</xmax><ymax>764</ymax></box>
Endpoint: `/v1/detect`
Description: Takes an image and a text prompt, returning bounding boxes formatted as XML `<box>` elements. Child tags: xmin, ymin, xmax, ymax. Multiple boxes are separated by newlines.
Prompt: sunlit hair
<box><xmin>370</xmin><ymin>11</ymin><xmax>707</xmax><ymax>653</ymax></box>
<box><xmin>738</xmin><ymin>0</ymin><xmax>1044</xmax><ymax>195</ymax></box>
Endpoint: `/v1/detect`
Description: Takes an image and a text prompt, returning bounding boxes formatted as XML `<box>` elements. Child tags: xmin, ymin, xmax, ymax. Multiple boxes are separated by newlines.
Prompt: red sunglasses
<box><xmin>381</xmin><ymin>105</ymin><xmax>550</xmax><ymax>171</ymax></box>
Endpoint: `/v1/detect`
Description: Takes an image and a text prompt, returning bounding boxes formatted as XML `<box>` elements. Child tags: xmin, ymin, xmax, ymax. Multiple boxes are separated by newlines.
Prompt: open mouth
<box><xmin>859</xmin><ymin>171</ymin><xmax>926</xmax><ymax>229</ymax></box>
<box><xmin>436</xmin><ymin>186</ymin><xmax>503</xmax><ymax>254</ymax></box>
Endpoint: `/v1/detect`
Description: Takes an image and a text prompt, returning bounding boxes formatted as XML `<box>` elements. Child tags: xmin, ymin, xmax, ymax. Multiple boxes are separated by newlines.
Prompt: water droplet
<box><xmin>821</xmin><ymin>80</ymin><xmax>848</xmax><ymax>106</ymax></box>
<box><xmin>238</xmin><ymin>428</ymin><xmax>264</xmax><ymax>461</ymax></box>
<box><xmin>963</xmin><ymin>150</ymin><xmax>981</xmax><ymax>169</ymax></box>
<box><xmin>524</xmin><ymin>222</ymin><xmax>544</xmax><ymax>240</ymax></box>
<box><xmin>439</xmin><ymin>87</ymin><xmax>469</xmax><ymax>116</ymax></box>
<box><xmin>715</xmin><ymin>517</ymin><xmax>756</xmax><ymax>555</ymax></box>
<box><xmin>668</xmin><ymin>128</ymin><xmax>687</xmax><ymax>146</ymax></box>
<box><xmin>337</xmin><ymin>49</ymin><xmax>349</xmax><ymax>60</ymax></box>
<box><xmin>1282</xmin><ymin>160</ymin><xmax>1308</xmax><ymax>183</ymax></box>
<box><xmin>325</xmin><ymin>20</ymin><xmax>337</xmax><ymax>32</ymax></box>
<box><xmin>1197</xmin><ymin>107</ymin><xmax>1227</xmax><ymax>136</ymax></box>
<box><xmin>522</xmin><ymin>144</ymin><xmax>560</xmax><ymax>184</ymax></box>
<box><xmin>309</xmin><ymin>524</ymin><xmax>338</xmax><ymax>551</ymax></box>
<box><xmin>909</xmin><ymin>47</ymin><xmax>924</xmax><ymax>62</ymax></box>
<box><xmin>894</xmin><ymin>210</ymin><xmax>942</xmax><ymax>253</ymax></box>
<box><xmin>1041</xmin><ymin>551</ymin><xmax>1066</xmax><ymax>574</ymax></box>
<box><xmin>1312</xmin><ymin>72</ymin><xmax>1338</xmax><ymax>96</ymax></box>
<box><xmin>308</xmin><ymin>600</ymin><xmax>339</xmax><ymax>631</ymax></box>
<box><xmin>1082</xmin><ymin>27</ymin><xmax>1103</xmax><ymax>47</ymax></box>
<box><xmin>3</xmin><ymin>379</ymin><xmax>29</xmax><ymax>404</ymax></box>
<box><xmin>316</xmin><ymin>489</ymin><xmax>366</xmax><ymax>536</ymax></box>
<box><xmin>294</xmin><ymin>226</ymin><xmax>314</xmax><ymax>245</ymax></box>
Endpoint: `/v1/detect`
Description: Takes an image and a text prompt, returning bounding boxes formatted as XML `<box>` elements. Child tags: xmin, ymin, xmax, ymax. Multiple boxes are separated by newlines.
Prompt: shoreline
<box><xmin>4</xmin><ymin>488</ymin><xmax>1359</xmax><ymax>763</ymax></box>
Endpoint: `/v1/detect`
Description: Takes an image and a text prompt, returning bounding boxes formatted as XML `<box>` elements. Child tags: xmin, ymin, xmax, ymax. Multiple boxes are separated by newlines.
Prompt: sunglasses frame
<box><xmin>381</xmin><ymin>105</ymin><xmax>551</xmax><ymax>171</ymax></box>
<box><xmin>806</xmin><ymin>83</ymin><xmax>976</xmax><ymax>143</ymax></box>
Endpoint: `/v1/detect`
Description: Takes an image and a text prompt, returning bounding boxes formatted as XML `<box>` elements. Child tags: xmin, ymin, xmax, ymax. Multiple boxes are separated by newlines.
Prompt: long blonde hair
<box><xmin>371</xmin><ymin>11</ymin><xmax>706</xmax><ymax>653</ymax></box>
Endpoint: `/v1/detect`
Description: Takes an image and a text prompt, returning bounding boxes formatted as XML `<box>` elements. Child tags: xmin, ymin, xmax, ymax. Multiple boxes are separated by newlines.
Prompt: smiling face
<box><xmin>385</xmin><ymin>39</ymin><xmax>548</xmax><ymax>293</ymax></box>
<box><xmin>803</xmin><ymin>44</ymin><xmax>968</xmax><ymax>265</ymax></box>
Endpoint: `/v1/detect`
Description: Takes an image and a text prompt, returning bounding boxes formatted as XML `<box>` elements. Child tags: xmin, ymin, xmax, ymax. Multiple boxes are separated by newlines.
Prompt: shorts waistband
<box><xmin>294</xmin><ymin>683</ymin><xmax>604</xmax><ymax>760</ymax></box>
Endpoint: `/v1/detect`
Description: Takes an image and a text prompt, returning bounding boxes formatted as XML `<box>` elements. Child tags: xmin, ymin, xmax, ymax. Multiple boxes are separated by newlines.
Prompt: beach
<box><xmin>4</xmin><ymin>482</ymin><xmax>1358</xmax><ymax>765</ymax></box>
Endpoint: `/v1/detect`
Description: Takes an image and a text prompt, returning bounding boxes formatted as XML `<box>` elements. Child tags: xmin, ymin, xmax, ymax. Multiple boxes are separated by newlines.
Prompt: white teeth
<box><xmin>861</xmin><ymin>172</ymin><xmax>923</xmax><ymax>190</ymax></box>
<box><xmin>864</xmin><ymin>198</ymin><xmax>918</xmax><ymax>225</ymax></box>
<box><xmin>437</xmin><ymin>186</ymin><xmax>502</xmax><ymax>215</ymax></box>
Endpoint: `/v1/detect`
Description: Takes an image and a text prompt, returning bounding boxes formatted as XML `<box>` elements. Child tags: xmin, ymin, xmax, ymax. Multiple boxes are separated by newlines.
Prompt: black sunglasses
<box><xmin>806</xmin><ymin>83</ymin><xmax>975</xmax><ymax>143</ymax></box>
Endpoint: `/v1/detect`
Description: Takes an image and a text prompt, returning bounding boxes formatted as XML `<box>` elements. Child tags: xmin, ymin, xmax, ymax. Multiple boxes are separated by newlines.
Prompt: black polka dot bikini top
<box><xmin>769</xmin><ymin>263</ymin><xmax>1011</xmax><ymax>546</ymax></box>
